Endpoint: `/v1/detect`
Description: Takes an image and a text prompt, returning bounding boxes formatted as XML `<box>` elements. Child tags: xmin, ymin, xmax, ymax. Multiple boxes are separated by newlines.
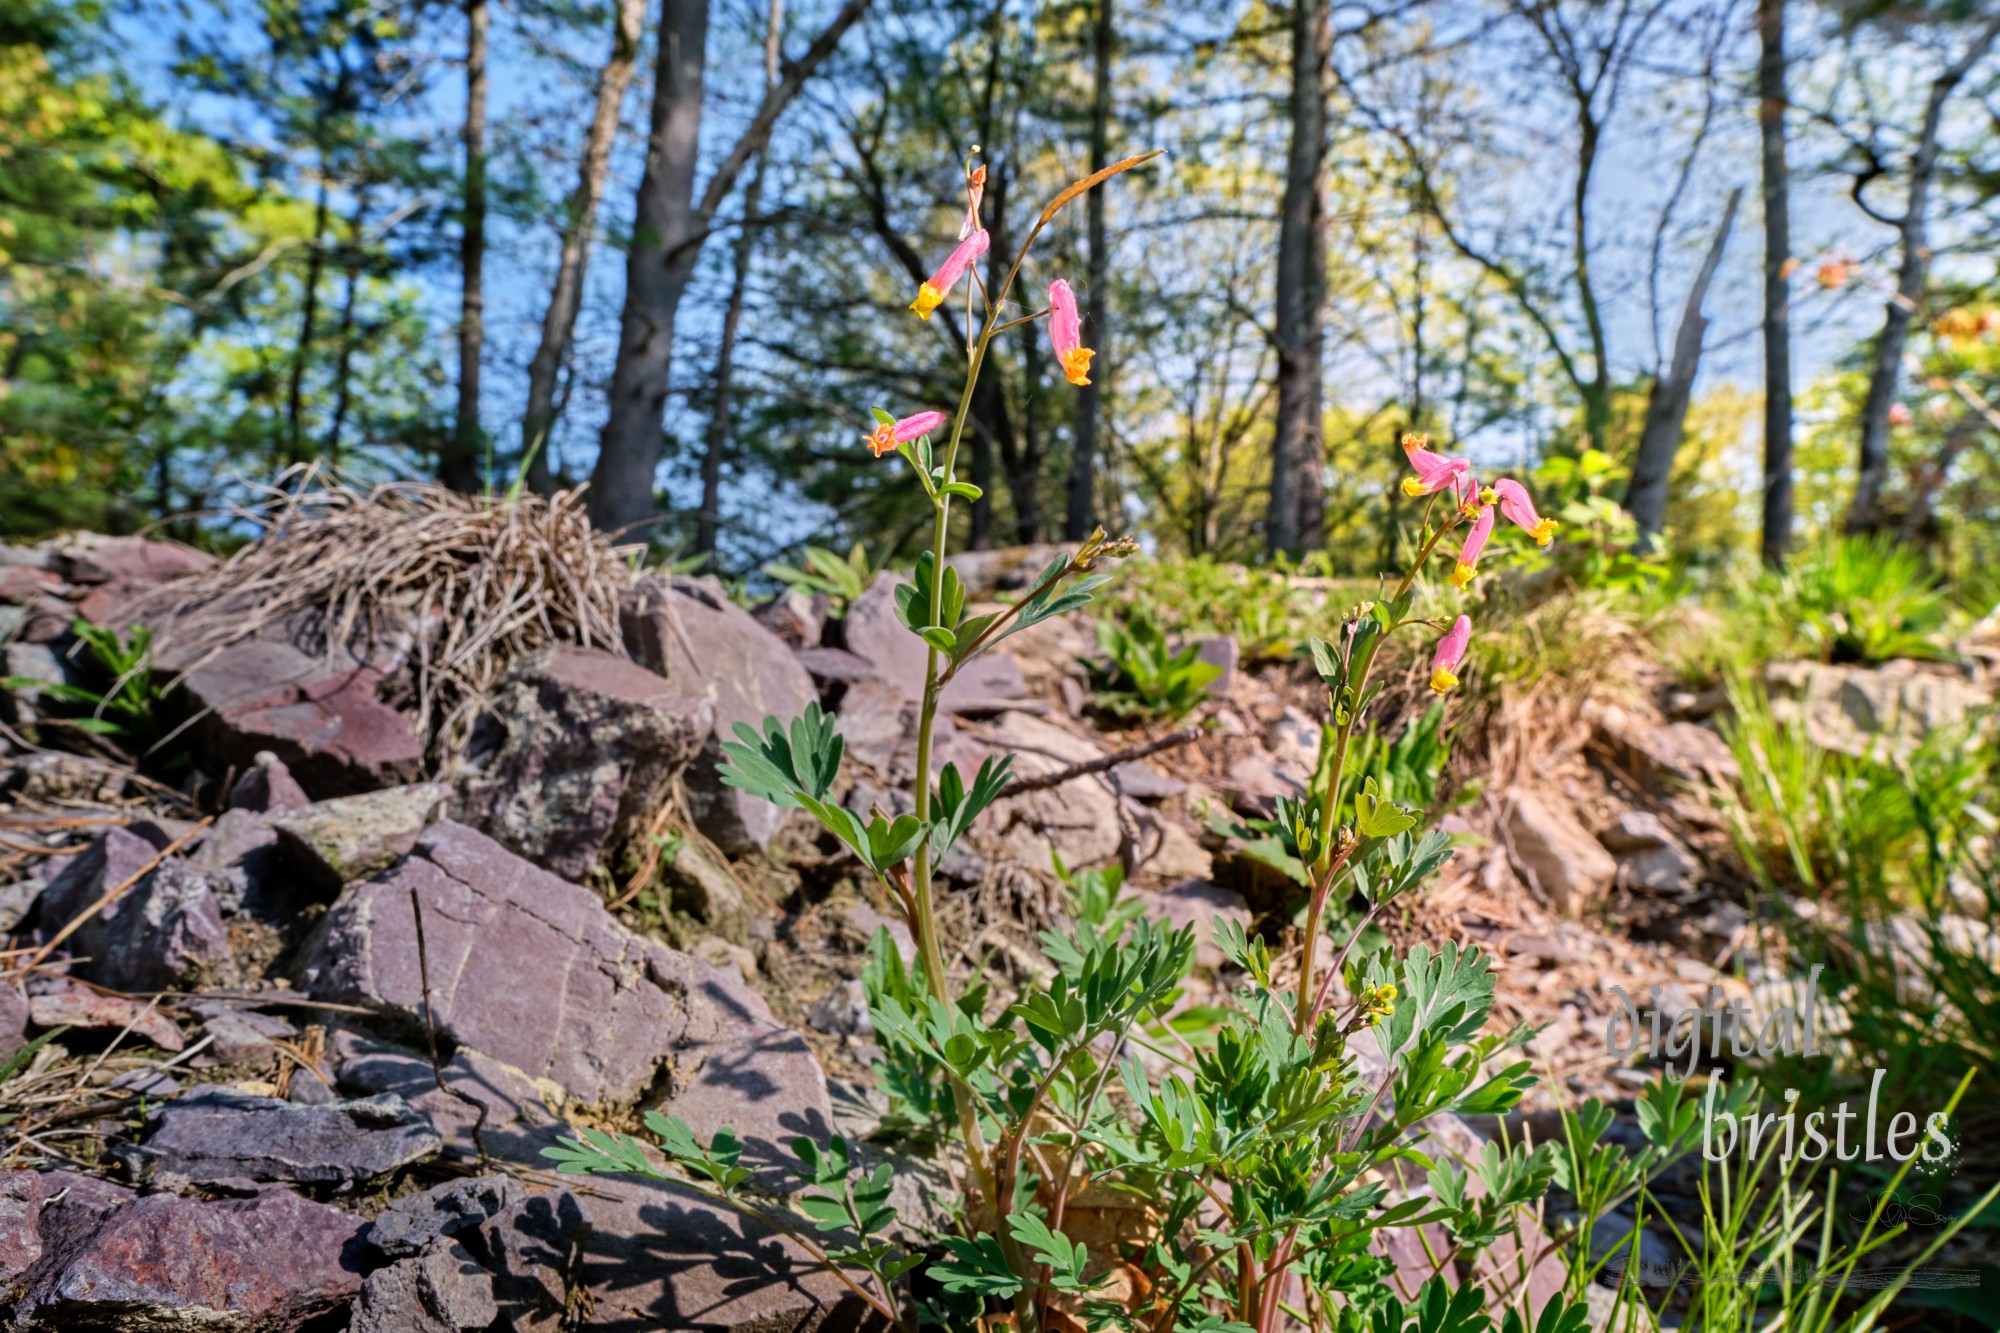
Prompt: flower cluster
<box><xmin>877</xmin><ymin>173</ymin><xmax>1098</xmax><ymax>455</ymax></box>
<box><xmin>1398</xmin><ymin>433</ymin><xmax>1558</xmax><ymax>694</ymax></box>
<box><xmin>1359</xmin><ymin>981</ymin><xmax>1399</xmax><ymax>1027</ymax></box>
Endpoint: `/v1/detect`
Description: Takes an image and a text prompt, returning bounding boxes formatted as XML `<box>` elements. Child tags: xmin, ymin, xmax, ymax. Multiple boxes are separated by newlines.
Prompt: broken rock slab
<box><xmin>33</xmin><ymin>827</ymin><xmax>230</xmax><ymax>993</ymax></box>
<box><xmin>185</xmin><ymin>1000</ymin><xmax>298</xmax><ymax>1065</ymax></box>
<box><xmin>51</xmin><ymin>534</ymin><xmax>215</xmax><ymax>589</ymax></box>
<box><xmin>368</xmin><ymin>1175</ymin><xmax>523</xmax><ymax>1261</ymax></box>
<box><xmin>184</xmin><ymin>809</ymin><xmax>307</xmax><ymax>920</ymax></box>
<box><xmin>352</xmin><ymin>1239</ymin><xmax>500</xmax><ymax>1332</ymax></box>
<box><xmin>182</xmin><ymin>639</ymin><xmax>423</xmax><ymax>798</ymax></box>
<box><xmin>836</xmin><ymin>573</ymin><xmax>928</xmax><ymax>700</ymax></box>
<box><xmin>329</xmin><ymin>1029</ymin><xmax>563</xmax><ymax>1165</ymax></box>
<box><xmin>6</xmin><ymin>1184</ymin><xmax>368</xmax><ymax>1331</ymax></box>
<box><xmin>302</xmin><ymin>822</ymin><xmax>835</xmax><ymax>1182</ymax></box>
<box><xmin>1597</xmin><ymin>811</ymin><xmax>1701</xmax><ymax>893</ymax></box>
<box><xmin>455</xmin><ymin>645</ymin><xmax>710</xmax><ymax>881</ymax></box>
<box><xmin>539</xmin><ymin>1178</ymin><xmax>876</xmax><ymax>1332</ymax></box>
<box><xmin>0</xmin><ymin>1168</ymin><xmax>136</xmax><ymax>1279</ymax></box>
<box><xmin>621</xmin><ymin>577</ymin><xmax>816</xmax><ymax>855</ymax></box>
<box><xmin>270</xmin><ymin>781</ymin><xmax>450</xmax><ymax>892</ymax></box>
<box><xmin>358</xmin><ymin>1174</ymin><xmax>880</xmax><ymax>1332</ymax></box>
<box><xmin>1588</xmin><ymin>701</ymin><xmax>1739</xmax><ymax>791</ymax></box>
<box><xmin>1763</xmin><ymin>658</ymin><xmax>1991</xmax><ymax>760</ymax></box>
<box><xmin>133</xmin><ymin>1085</ymin><xmax>441</xmax><ymax>1187</ymax></box>
<box><xmin>1506</xmin><ymin>792</ymin><xmax>1617</xmax><ymax>918</ymax></box>
<box><xmin>980</xmin><ymin>711</ymin><xmax>1124</xmax><ymax>872</ymax></box>
<box><xmin>1135</xmin><ymin>880</ymin><xmax>1252</xmax><ymax>971</ymax></box>
<box><xmin>227</xmin><ymin>750</ymin><xmax>312</xmax><ymax>814</ymax></box>
<box><xmin>0</xmin><ymin>985</ymin><xmax>27</xmax><ymax>1060</ymax></box>
<box><xmin>25</xmin><ymin>976</ymin><xmax>185</xmax><ymax>1052</ymax></box>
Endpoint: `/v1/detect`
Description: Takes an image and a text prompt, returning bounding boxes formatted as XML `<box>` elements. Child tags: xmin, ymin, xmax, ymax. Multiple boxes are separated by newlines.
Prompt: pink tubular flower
<box><xmin>910</xmin><ymin>229</ymin><xmax>990</xmax><ymax>320</ymax></box>
<box><xmin>1430</xmin><ymin>615</ymin><xmax>1472</xmax><ymax>694</ymax></box>
<box><xmin>1048</xmin><ymin>280</ymin><xmax>1094</xmax><ymax>387</ymax></box>
<box><xmin>1449</xmin><ymin>502</ymin><xmax>1495</xmax><ymax>589</ymax></box>
<box><xmin>1492</xmin><ymin>478</ymin><xmax>1558</xmax><ymax>547</ymax></box>
<box><xmin>866</xmin><ymin>410</ymin><xmax>948</xmax><ymax>458</ymax></box>
<box><xmin>1400</xmin><ymin>433</ymin><xmax>1472</xmax><ymax>498</ymax></box>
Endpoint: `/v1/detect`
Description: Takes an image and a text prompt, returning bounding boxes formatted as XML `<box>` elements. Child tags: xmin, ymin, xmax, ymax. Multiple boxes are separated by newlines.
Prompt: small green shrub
<box><xmin>1114</xmin><ymin>554</ymin><xmax>1352</xmax><ymax>661</ymax></box>
<box><xmin>1338</xmin><ymin>700</ymin><xmax>1477</xmax><ymax>825</ymax></box>
<box><xmin>1524</xmin><ymin>450</ymin><xmax>1668</xmax><ymax>596</ymax></box>
<box><xmin>1718</xmin><ymin>676</ymin><xmax>1999</xmax><ymax>1098</ymax></box>
<box><xmin>1084</xmin><ymin>613</ymin><xmax>1222</xmax><ymax>721</ymax></box>
<box><xmin>764</xmin><ymin>542</ymin><xmax>875</xmax><ymax>615</ymax></box>
<box><xmin>1752</xmin><ymin>534</ymin><xmax>1953</xmax><ymax>664</ymax></box>
<box><xmin>4</xmin><ymin>619</ymin><xmax>169</xmax><ymax>750</ymax></box>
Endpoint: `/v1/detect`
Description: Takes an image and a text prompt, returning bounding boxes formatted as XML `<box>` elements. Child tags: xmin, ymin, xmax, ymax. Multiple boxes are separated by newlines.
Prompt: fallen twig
<box><xmin>14</xmin><ymin>818</ymin><xmax>213</xmax><ymax>976</ymax></box>
<box><xmin>996</xmin><ymin>724</ymin><xmax>1203</xmax><ymax>798</ymax></box>
<box><xmin>409</xmin><ymin>886</ymin><xmax>490</xmax><ymax>1168</ymax></box>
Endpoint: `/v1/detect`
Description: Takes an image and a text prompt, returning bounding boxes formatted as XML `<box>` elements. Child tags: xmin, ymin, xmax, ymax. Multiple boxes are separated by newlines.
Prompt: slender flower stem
<box><xmin>910</xmin><ymin>328</ymin><xmax>999</xmax><ymax>1220</ymax></box>
<box><xmin>900</xmin><ymin>156</ymin><xmax>1159</xmax><ymax>1333</ymax></box>
<box><xmin>1270</xmin><ymin>499</ymin><xmax>1472</xmax><ymax>1323</ymax></box>
<box><xmin>907</xmin><ymin>221</ymin><xmax>1051</xmax><ymax>1330</ymax></box>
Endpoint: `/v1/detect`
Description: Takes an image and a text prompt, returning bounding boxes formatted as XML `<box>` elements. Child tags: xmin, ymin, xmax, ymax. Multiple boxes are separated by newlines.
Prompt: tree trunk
<box><xmin>590</xmin><ymin>0</ymin><xmax>871</xmax><ymax>540</ymax></box>
<box><xmin>693</xmin><ymin>150</ymin><xmax>765</xmax><ymax>556</ymax></box>
<box><xmin>1899</xmin><ymin>412</ymin><xmax>1977</xmax><ymax>543</ymax></box>
<box><xmin>1757</xmin><ymin>0</ymin><xmax>1794</xmax><ymax>567</ymax></box>
<box><xmin>1266</xmin><ymin>0</ymin><xmax>1330</xmax><ymax>558</ymax></box>
<box><xmin>284</xmin><ymin>179</ymin><xmax>331</xmax><ymax>470</ymax></box>
<box><xmin>692</xmin><ymin>0</ymin><xmax>783</xmax><ymax>557</ymax></box>
<box><xmin>440</xmin><ymin>0</ymin><xmax>488</xmax><ymax>493</ymax></box>
<box><xmin>523</xmin><ymin>0</ymin><xmax>648</xmax><ymax>496</ymax></box>
<box><xmin>1626</xmin><ymin>188</ymin><xmax>1740</xmax><ymax>547</ymax></box>
<box><xmin>592</xmin><ymin>0</ymin><xmax>709</xmax><ymax>537</ymax></box>
<box><xmin>1065</xmin><ymin>0</ymin><xmax>1113</xmax><ymax>540</ymax></box>
<box><xmin>1846</xmin><ymin>14</ymin><xmax>2000</xmax><ymax>534</ymax></box>
<box><xmin>1572</xmin><ymin>111</ymin><xmax>1610</xmax><ymax>451</ymax></box>
<box><xmin>324</xmin><ymin>189</ymin><xmax>372</xmax><ymax>466</ymax></box>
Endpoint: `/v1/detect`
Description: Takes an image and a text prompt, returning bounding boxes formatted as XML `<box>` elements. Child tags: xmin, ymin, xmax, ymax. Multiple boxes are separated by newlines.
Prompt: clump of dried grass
<box><xmin>131</xmin><ymin>467</ymin><xmax>639</xmax><ymax>767</ymax></box>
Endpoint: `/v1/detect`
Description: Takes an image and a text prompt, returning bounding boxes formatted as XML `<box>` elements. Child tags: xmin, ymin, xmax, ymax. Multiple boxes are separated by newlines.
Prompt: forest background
<box><xmin>5</xmin><ymin>0</ymin><xmax>2000</xmax><ymax>593</ymax></box>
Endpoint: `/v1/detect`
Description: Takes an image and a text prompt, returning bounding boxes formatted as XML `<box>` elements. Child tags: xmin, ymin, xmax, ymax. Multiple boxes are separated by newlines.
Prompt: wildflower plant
<box><xmin>546</xmin><ymin>154</ymin><xmax>1588</xmax><ymax>1333</ymax></box>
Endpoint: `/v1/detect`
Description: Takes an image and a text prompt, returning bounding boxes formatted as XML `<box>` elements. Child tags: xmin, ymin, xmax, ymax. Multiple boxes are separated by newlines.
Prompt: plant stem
<box><xmin>910</xmin><ymin>328</ymin><xmax>1000</xmax><ymax>1222</ymax></box>
<box><xmin>1294</xmin><ymin>510</ymin><xmax>1456</xmax><ymax>1033</ymax></box>
<box><xmin>910</xmin><ymin>245</ymin><xmax>1039</xmax><ymax>1328</ymax></box>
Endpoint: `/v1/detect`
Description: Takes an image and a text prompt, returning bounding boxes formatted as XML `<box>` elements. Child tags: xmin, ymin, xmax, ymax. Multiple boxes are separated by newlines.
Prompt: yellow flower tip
<box><xmin>1531</xmin><ymin>519</ymin><xmax>1558</xmax><ymax>546</ymax></box>
<box><xmin>1400</xmin><ymin>476</ymin><xmax>1426</xmax><ymax>498</ymax></box>
<box><xmin>866</xmin><ymin>424</ymin><xmax>897</xmax><ymax>458</ymax></box>
<box><xmin>1061</xmin><ymin>347</ymin><xmax>1095</xmax><ymax>387</ymax></box>
<box><xmin>1429</xmin><ymin>667</ymin><xmax>1459</xmax><ymax>695</ymax></box>
<box><xmin>1478</xmin><ymin>486</ymin><xmax>1498</xmax><ymax>507</ymax></box>
<box><xmin>1448</xmin><ymin>562</ymin><xmax>1476</xmax><ymax>590</ymax></box>
<box><xmin>909</xmin><ymin>282</ymin><xmax>944</xmax><ymax>320</ymax></box>
<box><xmin>1379</xmin><ymin>984</ymin><xmax>1397</xmax><ymax>1001</ymax></box>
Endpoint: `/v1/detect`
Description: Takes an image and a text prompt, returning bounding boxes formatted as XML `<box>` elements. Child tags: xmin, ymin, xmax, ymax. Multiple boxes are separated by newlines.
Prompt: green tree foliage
<box><xmin>0</xmin><ymin>0</ymin><xmax>442</xmax><ymax>539</ymax></box>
